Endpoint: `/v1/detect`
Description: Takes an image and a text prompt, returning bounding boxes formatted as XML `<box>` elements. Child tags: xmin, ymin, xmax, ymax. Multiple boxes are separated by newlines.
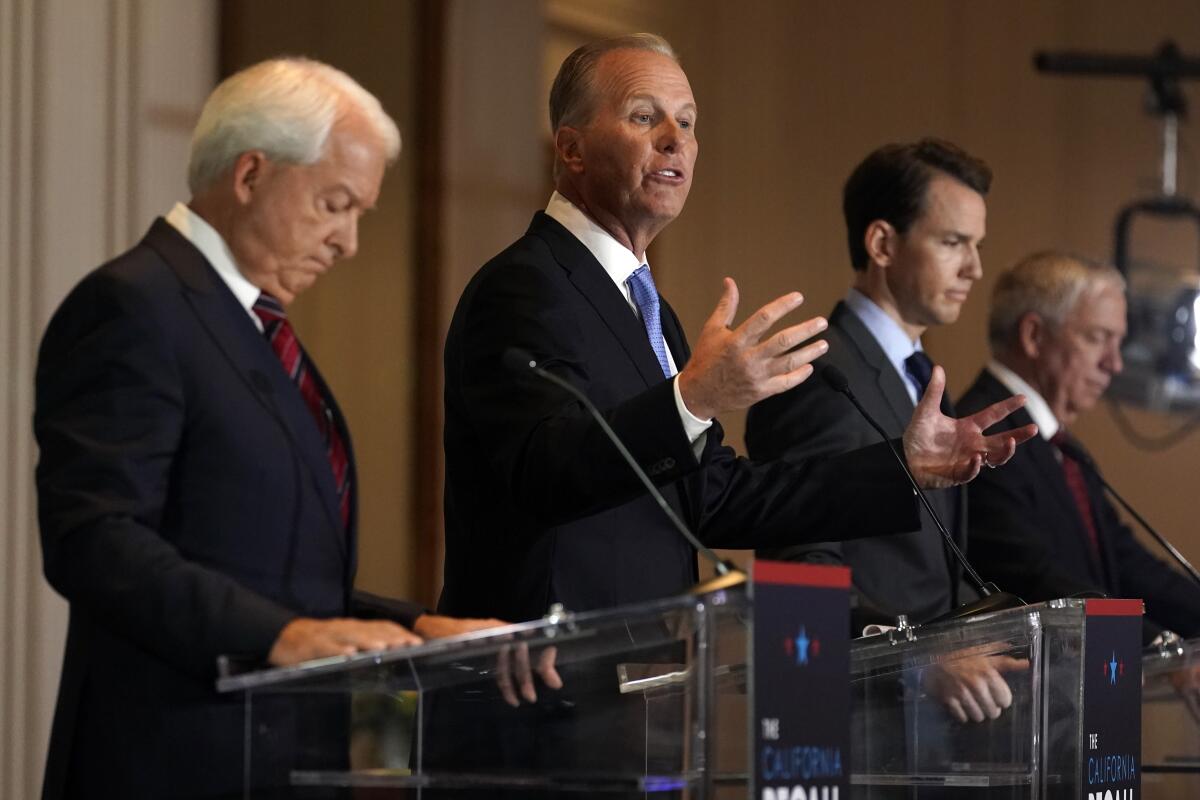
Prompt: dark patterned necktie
<box><xmin>253</xmin><ymin>293</ymin><xmax>351</xmax><ymax>531</ymax></box>
<box><xmin>627</xmin><ymin>265</ymin><xmax>673</xmax><ymax>379</ymax></box>
<box><xmin>1050</xmin><ymin>431</ymin><xmax>1100</xmax><ymax>558</ymax></box>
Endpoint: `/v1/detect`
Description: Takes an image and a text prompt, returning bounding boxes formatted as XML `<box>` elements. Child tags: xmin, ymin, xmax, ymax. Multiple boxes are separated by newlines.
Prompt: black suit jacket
<box><xmin>959</xmin><ymin>369</ymin><xmax>1200</xmax><ymax>641</ymax></box>
<box><xmin>746</xmin><ymin>301</ymin><xmax>973</xmax><ymax>627</ymax></box>
<box><xmin>34</xmin><ymin>220</ymin><xmax>422</xmax><ymax>798</ymax></box>
<box><xmin>439</xmin><ymin>213</ymin><xmax>920</xmax><ymax>623</ymax></box>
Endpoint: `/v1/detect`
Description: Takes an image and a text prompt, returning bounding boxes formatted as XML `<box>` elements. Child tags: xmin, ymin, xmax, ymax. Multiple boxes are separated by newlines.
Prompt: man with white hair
<box><xmin>960</xmin><ymin>250</ymin><xmax>1200</xmax><ymax>642</ymax></box>
<box><xmin>34</xmin><ymin>57</ymin><xmax>520</xmax><ymax>798</ymax></box>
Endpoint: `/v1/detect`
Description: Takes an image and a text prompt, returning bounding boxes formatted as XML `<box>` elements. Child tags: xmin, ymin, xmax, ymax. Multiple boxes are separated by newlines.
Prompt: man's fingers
<box><xmin>958</xmin><ymin>689</ymin><xmax>986</xmax><ymax>723</ymax></box>
<box><xmin>967</xmin><ymin>393</ymin><xmax>1028</xmax><ymax>432</ymax></box>
<box><xmin>494</xmin><ymin>644</ymin><xmax>519</xmax><ymax>708</ymax></box>
<box><xmin>513</xmin><ymin>643</ymin><xmax>536</xmax><ymax>704</ymax></box>
<box><xmin>757</xmin><ymin>316</ymin><xmax>828</xmax><ymax>358</ymax></box>
<box><xmin>914</xmin><ymin>364</ymin><xmax>947</xmax><ymax>418</ymax></box>
<box><xmin>760</xmin><ymin>364</ymin><xmax>816</xmax><ymax>397</ymax></box>
<box><xmin>945</xmin><ymin>697</ymin><xmax>967</xmax><ymax>724</ymax></box>
<box><xmin>706</xmin><ymin>277</ymin><xmax>740</xmax><ymax>330</ymax></box>
<box><xmin>735</xmin><ymin>291</ymin><xmax>805</xmax><ymax>343</ymax></box>
<box><xmin>985</xmin><ymin>670</ymin><xmax>1015</xmax><ymax>711</ymax></box>
<box><xmin>537</xmin><ymin>646</ymin><xmax>563</xmax><ymax>689</ymax></box>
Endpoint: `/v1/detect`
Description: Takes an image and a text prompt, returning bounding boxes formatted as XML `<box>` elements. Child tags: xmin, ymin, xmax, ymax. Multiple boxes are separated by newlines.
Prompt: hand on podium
<box><xmin>414</xmin><ymin>614</ymin><xmax>564</xmax><ymax>707</ymax></box>
<box><xmin>268</xmin><ymin>617</ymin><xmax>423</xmax><ymax>666</ymax></box>
<box><xmin>922</xmin><ymin>642</ymin><xmax>1030</xmax><ymax>723</ymax></box>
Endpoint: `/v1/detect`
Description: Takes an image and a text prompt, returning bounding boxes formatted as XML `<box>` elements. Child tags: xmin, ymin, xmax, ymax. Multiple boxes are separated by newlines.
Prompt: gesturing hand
<box><xmin>903</xmin><ymin>365</ymin><xmax>1038</xmax><ymax>489</ymax></box>
<box><xmin>677</xmin><ymin>278</ymin><xmax>829</xmax><ymax>420</ymax></box>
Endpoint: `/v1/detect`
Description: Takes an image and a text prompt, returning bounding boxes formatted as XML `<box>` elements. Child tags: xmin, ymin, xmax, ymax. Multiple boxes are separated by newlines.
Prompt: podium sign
<box><xmin>751</xmin><ymin>561</ymin><xmax>850</xmax><ymax>800</ymax></box>
<box><xmin>1083</xmin><ymin>598</ymin><xmax>1143</xmax><ymax>800</ymax></box>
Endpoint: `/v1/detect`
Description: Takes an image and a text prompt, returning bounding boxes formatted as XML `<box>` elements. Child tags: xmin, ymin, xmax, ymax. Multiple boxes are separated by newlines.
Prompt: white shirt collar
<box><xmin>986</xmin><ymin>359</ymin><xmax>1059</xmax><ymax>440</ymax></box>
<box><xmin>164</xmin><ymin>202</ymin><xmax>262</xmax><ymax>330</ymax></box>
<box><xmin>545</xmin><ymin>191</ymin><xmax>646</xmax><ymax>297</ymax></box>
<box><xmin>844</xmin><ymin>288</ymin><xmax>925</xmax><ymax>403</ymax></box>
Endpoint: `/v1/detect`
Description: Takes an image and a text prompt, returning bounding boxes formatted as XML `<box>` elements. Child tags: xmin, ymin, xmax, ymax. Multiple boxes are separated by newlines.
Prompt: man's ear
<box><xmin>555</xmin><ymin>127</ymin><xmax>584</xmax><ymax>175</ymax></box>
<box><xmin>231</xmin><ymin>150</ymin><xmax>269</xmax><ymax>204</ymax></box>
<box><xmin>1016</xmin><ymin>311</ymin><xmax>1046</xmax><ymax>359</ymax></box>
<box><xmin>864</xmin><ymin>219</ymin><xmax>895</xmax><ymax>269</ymax></box>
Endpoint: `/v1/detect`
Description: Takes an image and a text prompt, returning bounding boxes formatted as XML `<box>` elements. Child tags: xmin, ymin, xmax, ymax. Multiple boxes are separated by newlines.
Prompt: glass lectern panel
<box><xmin>1143</xmin><ymin>635</ymin><xmax>1200</xmax><ymax>799</ymax></box>
<box><xmin>850</xmin><ymin>599</ymin><xmax>1090</xmax><ymax>799</ymax></box>
<box><xmin>217</xmin><ymin>587</ymin><xmax>750</xmax><ymax>797</ymax></box>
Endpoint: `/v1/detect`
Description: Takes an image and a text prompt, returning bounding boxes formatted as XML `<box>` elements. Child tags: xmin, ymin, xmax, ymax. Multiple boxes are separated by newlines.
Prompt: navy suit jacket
<box><xmin>34</xmin><ymin>220</ymin><xmax>421</xmax><ymax>798</ymax></box>
<box><xmin>959</xmin><ymin>369</ymin><xmax>1200</xmax><ymax>642</ymax></box>
<box><xmin>746</xmin><ymin>302</ymin><xmax>974</xmax><ymax>627</ymax></box>
<box><xmin>439</xmin><ymin>213</ymin><xmax>921</xmax><ymax>623</ymax></box>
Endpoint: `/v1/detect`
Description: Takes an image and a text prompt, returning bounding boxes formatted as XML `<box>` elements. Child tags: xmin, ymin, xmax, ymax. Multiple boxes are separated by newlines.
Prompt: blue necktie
<box><xmin>627</xmin><ymin>265</ymin><xmax>672</xmax><ymax>379</ymax></box>
<box><xmin>904</xmin><ymin>350</ymin><xmax>934</xmax><ymax>397</ymax></box>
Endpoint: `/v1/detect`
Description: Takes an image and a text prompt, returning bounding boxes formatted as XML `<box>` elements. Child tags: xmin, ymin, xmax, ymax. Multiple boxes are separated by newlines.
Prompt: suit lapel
<box><xmin>144</xmin><ymin>220</ymin><xmax>347</xmax><ymax>557</ymax></box>
<box><xmin>531</xmin><ymin>213</ymin><xmax>670</xmax><ymax>387</ymax></box>
<box><xmin>976</xmin><ymin>372</ymin><xmax>1105</xmax><ymax>583</ymax></box>
<box><xmin>833</xmin><ymin>303</ymin><xmax>915</xmax><ymax>430</ymax></box>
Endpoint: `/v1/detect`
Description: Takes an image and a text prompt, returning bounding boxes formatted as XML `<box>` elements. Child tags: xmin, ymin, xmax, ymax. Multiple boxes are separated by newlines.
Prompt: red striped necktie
<box><xmin>253</xmin><ymin>292</ymin><xmax>351</xmax><ymax>531</ymax></box>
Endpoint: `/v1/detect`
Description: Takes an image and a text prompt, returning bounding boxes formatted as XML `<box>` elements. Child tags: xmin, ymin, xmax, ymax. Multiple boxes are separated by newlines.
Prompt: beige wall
<box><xmin>645</xmin><ymin>1</ymin><xmax>1200</xmax><ymax>570</ymax></box>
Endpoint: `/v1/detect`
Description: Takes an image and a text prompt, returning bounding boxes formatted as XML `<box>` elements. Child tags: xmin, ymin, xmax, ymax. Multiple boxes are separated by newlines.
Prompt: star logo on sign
<box><xmin>1109</xmin><ymin>652</ymin><xmax>1118</xmax><ymax>685</ymax></box>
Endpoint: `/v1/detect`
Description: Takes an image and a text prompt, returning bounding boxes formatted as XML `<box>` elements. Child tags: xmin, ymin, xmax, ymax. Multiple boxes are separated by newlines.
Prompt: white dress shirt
<box><xmin>545</xmin><ymin>192</ymin><xmax>712</xmax><ymax>445</ymax></box>
<box><xmin>164</xmin><ymin>202</ymin><xmax>263</xmax><ymax>331</ymax></box>
<box><xmin>986</xmin><ymin>359</ymin><xmax>1059</xmax><ymax>441</ymax></box>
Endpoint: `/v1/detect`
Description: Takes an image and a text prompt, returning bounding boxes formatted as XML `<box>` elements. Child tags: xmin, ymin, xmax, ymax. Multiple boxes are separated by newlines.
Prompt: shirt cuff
<box><xmin>673</xmin><ymin>374</ymin><xmax>713</xmax><ymax>443</ymax></box>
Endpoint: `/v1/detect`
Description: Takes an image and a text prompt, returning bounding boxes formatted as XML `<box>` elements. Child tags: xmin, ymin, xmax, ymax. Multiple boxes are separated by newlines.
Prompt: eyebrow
<box><xmin>626</xmin><ymin>94</ymin><xmax>697</xmax><ymax>115</ymax></box>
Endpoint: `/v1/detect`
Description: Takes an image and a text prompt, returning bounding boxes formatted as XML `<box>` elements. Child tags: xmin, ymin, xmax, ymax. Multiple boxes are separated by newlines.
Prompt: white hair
<box><xmin>988</xmin><ymin>250</ymin><xmax>1127</xmax><ymax>353</ymax></box>
<box><xmin>187</xmin><ymin>57</ymin><xmax>401</xmax><ymax>194</ymax></box>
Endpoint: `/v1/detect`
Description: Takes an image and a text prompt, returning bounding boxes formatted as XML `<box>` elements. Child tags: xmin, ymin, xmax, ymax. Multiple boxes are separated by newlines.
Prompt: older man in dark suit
<box><xmin>960</xmin><ymin>250</ymin><xmax>1200</xmax><ymax>643</ymax></box>
<box><xmin>35</xmin><ymin>58</ymin><xmax>506</xmax><ymax>799</ymax></box>
<box><xmin>439</xmin><ymin>35</ymin><xmax>1035</xmax><ymax>626</ymax></box>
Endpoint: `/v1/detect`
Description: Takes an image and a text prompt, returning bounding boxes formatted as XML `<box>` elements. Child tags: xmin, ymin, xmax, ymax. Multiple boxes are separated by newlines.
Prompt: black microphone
<box><xmin>503</xmin><ymin>347</ymin><xmax>743</xmax><ymax>589</ymax></box>
<box><xmin>821</xmin><ymin>365</ymin><xmax>1024</xmax><ymax>622</ymax></box>
<box><xmin>1055</xmin><ymin>436</ymin><xmax>1200</xmax><ymax>589</ymax></box>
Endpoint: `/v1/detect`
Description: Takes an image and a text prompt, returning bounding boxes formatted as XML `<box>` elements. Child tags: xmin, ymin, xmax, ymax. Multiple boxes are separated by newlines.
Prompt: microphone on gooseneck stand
<box><xmin>502</xmin><ymin>347</ymin><xmax>746</xmax><ymax>593</ymax></box>
<box><xmin>820</xmin><ymin>365</ymin><xmax>1024</xmax><ymax>622</ymax></box>
<box><xmin>1054</xmin><ymin>437</ymin><xmax>1200</xmax><ymax>590</ymax></box>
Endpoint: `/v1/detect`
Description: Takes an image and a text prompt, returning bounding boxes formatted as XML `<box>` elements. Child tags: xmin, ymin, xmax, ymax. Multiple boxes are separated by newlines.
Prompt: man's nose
<box><xmin>332</xmin><ymin>217</ymin><xmax>359</xmax><ymax>261</ymax></box>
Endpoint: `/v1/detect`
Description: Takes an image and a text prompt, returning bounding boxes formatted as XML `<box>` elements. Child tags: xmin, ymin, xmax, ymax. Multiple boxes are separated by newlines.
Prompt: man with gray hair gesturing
<box><xmin>34</xmin><ymin>58</ymin><xmax>531</xmax><ymax>798</ymax></box>
<box><xmin>960</xmin><ymin>250</ymin><xmax>1200</xmax><ymax>643</ymax></box>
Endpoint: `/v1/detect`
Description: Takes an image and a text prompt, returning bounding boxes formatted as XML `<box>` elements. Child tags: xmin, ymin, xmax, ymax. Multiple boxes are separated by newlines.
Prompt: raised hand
<box><xmin>677</xmin><ymin>278</ymin><xmax>829</xmax><ymax>420</ymax></box>
<box><xmin>903</xmin><ymin>365</ymin><xmax>1038</xmax><ymax>489</ymax></box>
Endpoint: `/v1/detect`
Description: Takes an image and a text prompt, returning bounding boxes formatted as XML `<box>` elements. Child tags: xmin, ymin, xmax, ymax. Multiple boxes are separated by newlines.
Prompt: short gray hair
<box><xmin>187</xmin><ymin>57</ymin><xmax>401</xmax><ymax>194</ymax></box>
<box><xmin>988</xmin><ymin>250</ymin><xmax>1126</xmax><ymax>353</ymax></box>
<box><xmin>549</xmin><ymin>33</ymin><xmax>678</xmax><ymax>133</ymax></box>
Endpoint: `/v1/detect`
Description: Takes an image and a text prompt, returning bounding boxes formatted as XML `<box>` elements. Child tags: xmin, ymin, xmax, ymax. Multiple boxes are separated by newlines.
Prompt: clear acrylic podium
<box><xmin>1143</xmin><ymin>634</ymin><xmax>1200</xmax><ymax>798</ymax></box>
<box><xmin>849</xmin><ymin>598</ymin><xmax>1121</xmax><ymax>799</ymax></box>
<box><xmin>217</xmin><ymin>585</ymin><xmax>750</xmax><ymax>797</ymax></box>
<box><xmin>217</xmin><ymin>592</ymin><xmax>1127</xmax><ymax>798</ymax></box>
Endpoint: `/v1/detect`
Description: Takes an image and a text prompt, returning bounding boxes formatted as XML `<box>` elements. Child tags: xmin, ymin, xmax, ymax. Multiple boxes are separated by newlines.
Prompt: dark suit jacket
<box><xmin>34</xmin><ymin>220</ymin><xmax>422</xmax><ymax>798</ymax></box>
<box><xmin>439</xmin><ymin>213</ymin><xmax>921</xmax><ymax>623</ymax></box>
<box><xmin>959</xmin><ymin>369</ymin><xmax>1200</xmax><ymax>641</ymax></box>
<box><xmin>746</xmin><ymin>301</ymin><xmax>973</xmax><ymax>627</ymax></box>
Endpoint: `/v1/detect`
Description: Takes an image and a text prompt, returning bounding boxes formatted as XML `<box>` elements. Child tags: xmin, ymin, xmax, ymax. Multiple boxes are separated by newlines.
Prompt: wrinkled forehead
<box><xmin>1068</xmin><ymin>281</ymin><xmax>1127</xmax><ymax>329</ymax></box>
<box><xmin>591</xmin><ymin>49</ymin><xmax>696</xmax><ymax>111</ymax></box>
